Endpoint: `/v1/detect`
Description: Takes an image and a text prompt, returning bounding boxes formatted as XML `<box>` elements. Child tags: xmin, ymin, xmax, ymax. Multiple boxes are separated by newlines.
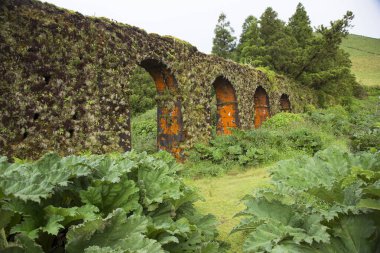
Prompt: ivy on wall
<box><xmin>0</xmin><ymin>0</ymin><xmax>316</xmax><ymax>159</ymax></box>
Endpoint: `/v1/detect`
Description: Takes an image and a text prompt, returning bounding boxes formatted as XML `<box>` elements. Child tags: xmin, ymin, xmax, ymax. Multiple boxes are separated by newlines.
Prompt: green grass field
<box><xmin>185</xmin><ymin>167</ymin><xmax>270</xmax><ymax>252</ymax></box>
<box><xmin>341</xmin><ymin>34</ymin><xmax>380</xmax><ymax>86</ymax></box>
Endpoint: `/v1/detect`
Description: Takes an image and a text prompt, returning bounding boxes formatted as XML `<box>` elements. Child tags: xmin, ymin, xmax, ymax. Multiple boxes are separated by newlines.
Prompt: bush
<box><xmin>262</xmin><ymin>112</ymin><xmax>304</xmax><ymax>129</ymax></box>
<box><xmin>129</xmin><ymin>67</ymin><xmax>156</xmax><ymax>116</ymax></box>
<box><xmin>0</xmin><ymin>151</ymin><xmax>223</xmax><ymax>252</ymax></box>
<box><xmin>185</xmin><ymin>125</ymin><xmax>326</xmax><ymax>177</ymax></box>
<box><xmin>306</xmin><ymin>105</ymin><xmax>352</xmax><ymax>136</ymax></box>
<box><xmin>287</xmin><ymin>128</ymin><xmax>323</xmax><ymax>154</ymax></box>
<box><xmin>351</xmin><ymin>128</ymin><xmax>380</xmax><ymax>152</ymax></box>
<box><xmin>131</xmin><ymin>108</ymin><xmax>157</xmax><ymax>154</ymax></box>
<box><xmin>233</xmin><ymin>147</ymin><xmax>380</xmax><ymax>252</ymax></box>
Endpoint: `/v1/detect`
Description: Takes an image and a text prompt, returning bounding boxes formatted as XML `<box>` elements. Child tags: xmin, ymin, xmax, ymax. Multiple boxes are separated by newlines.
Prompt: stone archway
<box><xmin>254</xmin><ymin>86</ymin><xmax>270</xmax><ymax>128</ymax></box>
<box><xmin>140</xmin><ymin>59</ymin><xmax>184</xmax><ymax>159</ymax></box>
<box><xmin>212</xmin><ymin>76</ymin><xmax>240</xmax><ymax>135</ymax></box>
<box><xmin>280</xmin><ymin>94</ymin><xmax>291</xmax><ymax>112</ymax></box>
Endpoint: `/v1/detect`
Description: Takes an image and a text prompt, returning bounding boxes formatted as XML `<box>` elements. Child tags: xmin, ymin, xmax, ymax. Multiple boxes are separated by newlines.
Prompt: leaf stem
<box><xmin>0</xmin><ymin>228</ymin><xmax>8</xmax><ymax>249</ymax></box>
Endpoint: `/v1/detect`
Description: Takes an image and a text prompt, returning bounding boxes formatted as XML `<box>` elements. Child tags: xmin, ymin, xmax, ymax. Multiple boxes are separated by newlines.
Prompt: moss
<box><xmin>0</xmin><ymin>0</ymin><xmax>317</xmax><ymax>159</ymax></box>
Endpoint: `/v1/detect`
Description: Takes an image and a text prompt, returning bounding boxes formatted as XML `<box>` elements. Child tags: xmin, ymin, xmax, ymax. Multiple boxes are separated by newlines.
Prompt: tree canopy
<box><xmin>226</xmin><ymin>3</ymin><xmax>360</xmax><ymax>106</ymax></box>
<box><xmin>211</xmin><ymin>13</ymin><xmax>236</xmax><ymax>59</ymax></box>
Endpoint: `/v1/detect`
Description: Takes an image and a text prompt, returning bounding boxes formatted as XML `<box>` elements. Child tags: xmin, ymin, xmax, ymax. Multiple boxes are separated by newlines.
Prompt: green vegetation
<box><xmin>2</xmin><ymin>1</ymin><xmax>379</xmax><ymax>252</ymax></box>
<box><xmin>341</xmin><ymin>34</ymin><xmax>380</xmax><ymax>86</ymax></box>
<box><xmin>128</xmin><ymin>67</ymin><xmax>156</xmax><ymax>116</ymax></box>
<box><xmin>181</xmin><ymin>88</ymin><xmax>380</xmax><ymax>252</ymax></box>
<box><xmin>131</xmin><ymin>108</ymin><xmax>157</xmax><ymax>154</ymax></box>
<box><xmin>233</xmin><ymin>147</ymin><xmax>380</xmax><ymax>252</ymax></box>
<box><xmin>0</xmin><ymin>152</ymin><xmax>222</xmax><ymax>252</ymax></box>
<box><xmin>185</xmin><ymin>168</ymin><xmax>270</xmax><ymax>253</ymax></box>
<box><xmin>211</xmin><ymin>13</ymin><xmax>236</xmax><ymax>59</ymax></box>
<box><xmin>213</xmin><ymin>4</ymin><xmax>365</xmax><ymax>106</ymax></box>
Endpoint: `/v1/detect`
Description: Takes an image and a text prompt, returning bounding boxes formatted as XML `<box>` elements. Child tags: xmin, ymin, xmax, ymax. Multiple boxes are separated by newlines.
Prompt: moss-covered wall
<box><xmin>0</xmin><ymin>0</ymin><xmax>316</xmax><ymax>159</ymax></box>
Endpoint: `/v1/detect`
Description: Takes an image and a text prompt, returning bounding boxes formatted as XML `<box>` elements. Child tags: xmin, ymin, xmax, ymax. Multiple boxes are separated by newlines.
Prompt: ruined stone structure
<box><xmin>0</xmin><ymin>0</ymin><xmax>316</xmax><ymax>159</ymax></box>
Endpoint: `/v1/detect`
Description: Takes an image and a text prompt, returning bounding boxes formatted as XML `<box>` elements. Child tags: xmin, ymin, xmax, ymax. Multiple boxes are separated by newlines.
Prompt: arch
<box><xmin>254</xmin><ymin>86</ymin><xmax>270</xmax><ymax>128</ymax></box>
<box><xmin>280</xmin><ymin>94</ymin><xmax>291</xmax><ymax>112</ymax></box>
<box><xmin>139</xmin><ymin>59</ymin><xmax>184</xmax><ymax>159</ymax></box>
<box><xmin>212</xmin><ymin>76</ymin><xmax>240</xmax><ymax>135</ymax></box>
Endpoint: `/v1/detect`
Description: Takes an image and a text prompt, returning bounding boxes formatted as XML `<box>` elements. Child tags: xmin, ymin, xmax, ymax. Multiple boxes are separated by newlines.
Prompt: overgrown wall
<box><xmin>0</xmin><ymin>0</ymin><xmax>316</xmax><ymax>159</ymax></box>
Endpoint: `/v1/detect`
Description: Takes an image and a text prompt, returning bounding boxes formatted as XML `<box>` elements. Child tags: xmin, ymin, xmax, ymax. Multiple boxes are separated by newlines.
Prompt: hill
<box><xmin>341</xmin><ymin>34</ymin><xmax>380</xmax><ymax>86</ymax></box>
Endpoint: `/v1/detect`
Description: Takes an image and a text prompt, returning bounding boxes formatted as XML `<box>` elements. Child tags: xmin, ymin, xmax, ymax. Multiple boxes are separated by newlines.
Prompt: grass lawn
<box><xmin>185</xmin><ymin>167</ymin><xmax>270</xmax><ymax>253</ymax></box>
<box><xmin>341</xmin><ymin>34</ymin><xmax>380</xmax><ymax>87</ymax></box>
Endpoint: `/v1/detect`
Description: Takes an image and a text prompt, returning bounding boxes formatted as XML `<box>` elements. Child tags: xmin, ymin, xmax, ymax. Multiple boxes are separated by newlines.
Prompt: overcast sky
<box><xmin>42</xmin><ymin>0</ymin><xmax>380</xmax><ymax>53</ymax></box>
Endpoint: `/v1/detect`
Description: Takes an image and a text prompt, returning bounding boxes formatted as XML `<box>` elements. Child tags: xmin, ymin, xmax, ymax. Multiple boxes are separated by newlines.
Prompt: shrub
<box><xmin>286</xmin><ymin>128</ymin><xmax>323</xmax><ymax>154</ymax></box>
<box><xmin>262</xmin><ymin>112</ymin><xmax>304</xmax><ymax>129</ymax></box>
<box><xmin>185</xmin><ymin>126</ymin><xmax>326</xmax><ymax>177</ymax></box>
<box><xmin>0</xmin><ymin>151</ymin><xmax>222</xmax><ymax>252</ymax></box>
<box><xmin>131</xmin><ymin>108</ymin><xmax>157</xmax><ymax>154</ymax></box>
<box><xmin>232</xmin><ymin>147</ymin><xmax>380</xmax><ymax>252</ymax></box>
<box><xmin>351</xmin><ymin>128</ymin><xmax>380</xmax><ymax>152</ymax></box>
<box><xmin>306</xmin><ymin>105</ymin><xmax>352</xmax><ymax>136</ymax></box>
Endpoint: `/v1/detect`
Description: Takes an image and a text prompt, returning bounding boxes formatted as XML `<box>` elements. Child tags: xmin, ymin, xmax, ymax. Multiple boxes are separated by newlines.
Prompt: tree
<box><xmin>233</xmin><ymin>5</ymin><xmax>358</xmax><ymax>106</ymax></box>
<box><xmin>235</xmin><ymin>15</ymin><xmax>264</xmax><ymax>64</ymax></box>
<box><xmin>294</xmin><ymin>11</ymin><xmax>355</xmax><ymax>81</ymax></box>
<box><xmin>129</xmin><ymin>67</ymin><xmax>156</xmax><ymax>116</ymax></box>
<box><xmin>259</xmin><ymin>7</ymin><xmax>286</xmax><ymax>46</ymax></box>
<box><xmin>211</xmin><ymin>13</ymin><xmax>236</xmax><ymax>59</ymax></box>
<box><xmin>288</xmin><ymin>3</ymin><xmax>313</xmax><ymax>48</ymax></box>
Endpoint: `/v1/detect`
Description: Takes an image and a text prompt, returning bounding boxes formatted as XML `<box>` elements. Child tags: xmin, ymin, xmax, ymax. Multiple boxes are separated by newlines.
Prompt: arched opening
<box><xmin>212</xmin><ymin>76</ymin><xmax>240</xmax><ymax>135</ymax></box>
<box><xmin>254</xmin><ymin>86</ymin><xmax>270</xmax><ymax>128</ymax></box>
<box><xmin>135</xmin><ymin>59</ymin><xmax>184</xmax><ymax>159</ymax></box>
<box><xmin>280</xmin><ymin>94</ymin><xmax>291</xmax><ymax>112</ymax></box>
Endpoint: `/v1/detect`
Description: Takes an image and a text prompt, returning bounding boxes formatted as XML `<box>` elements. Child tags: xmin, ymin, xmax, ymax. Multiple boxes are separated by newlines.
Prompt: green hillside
<box><xmin>341</xmin><ymin>34</ymin><xmax>380</xmax><ymax>86</ymax></box>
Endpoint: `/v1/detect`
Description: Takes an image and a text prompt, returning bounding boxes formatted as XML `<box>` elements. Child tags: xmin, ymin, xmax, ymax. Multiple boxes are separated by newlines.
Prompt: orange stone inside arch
<box><xmin>140</xmin><ymin>60</ymin><xmax>183</xmax><ymax>160</ymax></box>
<box><xmin>213</xmin><ymin>77</ymin><xmax>239</xmax><ymax>135</ymax></box>
<box><xmin>254</xmin><ymin>86</ymin><xmax>270</xmax><ymax>128</ymax></box>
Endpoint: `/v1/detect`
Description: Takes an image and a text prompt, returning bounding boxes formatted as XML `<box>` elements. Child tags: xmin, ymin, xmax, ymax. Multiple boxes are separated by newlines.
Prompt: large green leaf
<box><xmin>235</xmin><ymin>148</ymin><xmax>380</xmax><ymax>253</ymax></box>
<box><xmin>0</xmin><ymin>153</ymin><xmax>92</xmax><ymax>203</ymax></box>
<box><xmin>0</xmin><ymin>234</ymin><xmax>43</xmax><ymax>253</ymax></box>
<box><xmin>272</xmin><ymin>148</ymin><xmax>351</xmax><ymax>191</ymax></box>
<box><xmin>85</xmin><ymin>154</ymin><xmax>137</xmax><ymax>183</ymax></box>
<box><xmin>80</xmin><ymin>179</ymin><xmax>140</xmax><ymax>215</ymax></box>
<box><xmin>66</xmin><ymin>209</ymin><xmax>163</xmax><ymax>253</ymax></box>
<box><xmin>137</xmin><ymin>156</ymin><xmax>182</xmax><ymax>210</ymax></box>
<box><xmin>44</xmin><ymin>204</ymin><xmax>99</xmax><ymax>226</ymax></box>
<box><xmin>327</xmin><ymin>216</ymin><xmax>377</xmax><ymax>253</ymax></box>
<box><xmin>357</xmin><ymin>198</ymin><xmax>380</xmax><ymax>210</ymax></box>
<box><xmin>0</xmin><ymin>151</ymin><xmax>220</xmax><ymax>252</ymax></box>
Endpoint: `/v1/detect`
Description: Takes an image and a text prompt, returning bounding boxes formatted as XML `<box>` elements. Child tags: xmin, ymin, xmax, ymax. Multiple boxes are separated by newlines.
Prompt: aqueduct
<box><xmin>0</xmin><ymin>0</ymin><xmax>315</xmax><ymax>159</ymax></box>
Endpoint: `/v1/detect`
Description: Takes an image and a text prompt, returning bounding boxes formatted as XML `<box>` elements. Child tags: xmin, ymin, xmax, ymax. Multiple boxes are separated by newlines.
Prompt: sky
<box><xmin>41</xmin><ymin>0</ymin><xmax>380</xmax><ymax>54</ymax></box>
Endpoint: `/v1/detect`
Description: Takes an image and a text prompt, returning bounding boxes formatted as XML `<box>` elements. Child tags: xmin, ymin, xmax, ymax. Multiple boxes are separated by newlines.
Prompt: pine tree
<box><xmin>259</xmin><ymin>7</ymin><xmax>286</xmax><ymax>46</ymax></box>
<box><xmin>259</xmin><ymin>7</ymin><xmax>295</xmax><ymax>71</ymax></box>
<box><xmin>288</xmin><ymin>3</ymin><xmax>313</xmax><ymax>47</ymax></box>
<box><xmin>233</xmin><ymin>6</ymin><xmax>357</xmax><ymax>106</ymax></box>
<box><xmin>211</xmin><ymin>13</ymin><xmax>236</xmax><ymax>59</ymax></box>
<box><xmin>235</xmin><ymin>15</ymin><xmax>263</xmax><ymax>64</ymax></box>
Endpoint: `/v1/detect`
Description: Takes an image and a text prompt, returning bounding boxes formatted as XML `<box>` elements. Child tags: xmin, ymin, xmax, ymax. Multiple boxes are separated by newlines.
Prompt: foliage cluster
<box><xmin>185</xmin><ymin>112</ymin><xmax>326</xmax><ymax>177</ymax></box>
<box><xmin>128</xmin><ymin>67</ymin><xmax>156</xmax><ymax>116</ymax></box>
<box><xmin>184</xmin><ymin>90</ymin><xmax>380</xmax><ymax>177</ymax></box>
<box><xmin>211</xmin><ymin>13</ymin><xmax>236</xmax><ymax>59</ymax></box>
<box><xmin>131</xmin><ymin>108</ymin><xmax>157</xmax><ymax>154</ymax></box>
<box><xmin>212</xmin><ymin>4</ymin><xmax>362</xmax><ymax>106</ymax></box>
<box><xmin>233</xmin><ymin>147</ymin><xmax>380</xmax><ymax>252</ymax></box>
<box><xmin>0</xmin><ymin>151</ymin><xmax>222</xmax><ymax>252</ymax></box>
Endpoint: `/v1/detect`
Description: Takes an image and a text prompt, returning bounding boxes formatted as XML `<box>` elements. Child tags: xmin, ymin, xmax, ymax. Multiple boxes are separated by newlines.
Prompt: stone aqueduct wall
<box><xmin>0</xmin><ymin>0</ymin><xmax>316</xmax><ymax>159</ymax></box>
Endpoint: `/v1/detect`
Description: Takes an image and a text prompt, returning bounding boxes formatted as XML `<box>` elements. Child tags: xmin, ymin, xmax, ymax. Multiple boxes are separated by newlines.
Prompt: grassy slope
<box><xmin>185</xmin><ymin>167</ymin><xmax>270</xmax><ymax>252</ymax></box>
<box><xmin>341</xmin><ymin>34</ymin><xmax>380</xmax><ymax>86</ymax></box>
